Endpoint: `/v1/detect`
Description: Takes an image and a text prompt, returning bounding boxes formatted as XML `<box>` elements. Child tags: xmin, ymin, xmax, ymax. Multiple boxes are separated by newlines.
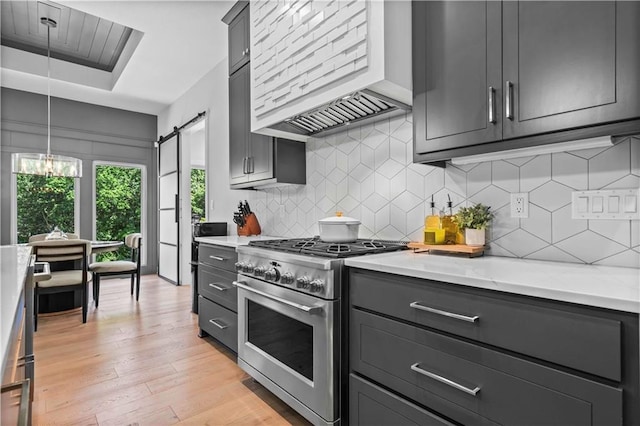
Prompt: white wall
<box><xmin>157</xmin><ymin>58</ymin><xmax>253</xmax><ymax>237</ymax></box>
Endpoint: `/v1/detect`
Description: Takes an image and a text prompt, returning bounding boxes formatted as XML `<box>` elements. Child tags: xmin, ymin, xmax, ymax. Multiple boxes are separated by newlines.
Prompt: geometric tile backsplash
<box><xmin>248</xmin><ymin>113</ymin><xmax>640</xmax><ymax>268</ymax></box>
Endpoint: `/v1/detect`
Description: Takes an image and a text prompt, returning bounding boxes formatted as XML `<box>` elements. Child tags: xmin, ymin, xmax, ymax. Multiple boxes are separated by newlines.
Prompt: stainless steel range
<box><xmin>233</xmin><ymin>237</ymin><xmax>407</xmax><ymax>426</ymax></box>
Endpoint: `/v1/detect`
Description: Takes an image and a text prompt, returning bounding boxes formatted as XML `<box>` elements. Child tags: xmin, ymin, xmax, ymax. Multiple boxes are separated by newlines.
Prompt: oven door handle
<box><xmin>233</xmin><ymin>281</ymin><xmax>323</xmax><ymax>314</ymax></box>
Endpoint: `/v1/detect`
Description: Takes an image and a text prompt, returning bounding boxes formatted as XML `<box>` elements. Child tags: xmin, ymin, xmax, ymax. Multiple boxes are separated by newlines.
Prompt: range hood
<box><xmin>266</xmin><ymin>90</ymin><xmax>411</xmax><ymax>138</ymax></box>
<box><xmin>250</xmin><ymin>0</ymin><xmax>412</xmax><ymax>142</ymax></box>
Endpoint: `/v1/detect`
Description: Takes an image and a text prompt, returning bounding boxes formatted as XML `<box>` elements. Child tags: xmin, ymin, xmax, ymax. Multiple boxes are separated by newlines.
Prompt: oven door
<box><xmin>235</xmin><ymin>276</ymin><xmax>339</xmax><ymax>424</ymax></box>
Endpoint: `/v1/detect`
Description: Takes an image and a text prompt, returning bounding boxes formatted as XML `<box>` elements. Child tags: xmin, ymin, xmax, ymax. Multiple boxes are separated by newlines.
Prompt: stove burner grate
<box><xmin>249</xmin><ymin>237</ymin><xmax>408</xmax><ymax>258</ymax></box>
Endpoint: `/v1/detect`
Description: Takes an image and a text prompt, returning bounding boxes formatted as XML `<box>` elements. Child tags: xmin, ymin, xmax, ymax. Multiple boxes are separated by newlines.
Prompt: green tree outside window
<box><xmin>191</xmin><ymin>168</ymin><xmax>206</xmax><ymax>221</ymax></box>
<box><xmin>16</xmin><ymin>175</ymin><xmax>75</xmax><ymax>244</ymax></box>
<box><xmin>95</xmin><ymin>165</ymin><xmax>142</xmax><ymax>261</ymax></box>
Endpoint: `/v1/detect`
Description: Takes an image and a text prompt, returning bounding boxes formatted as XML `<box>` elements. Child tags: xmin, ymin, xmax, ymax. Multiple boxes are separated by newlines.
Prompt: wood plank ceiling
<box><xmin>1</xmin><ymin>0</ymin><xmax>133</xmax><ymax>72</ymax></box>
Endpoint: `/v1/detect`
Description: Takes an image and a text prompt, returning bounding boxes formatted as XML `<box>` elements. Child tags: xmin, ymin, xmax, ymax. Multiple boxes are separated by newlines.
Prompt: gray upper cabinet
<box><xmin>224</xmin><ymin>1</ymin><xmax>306</xmax><ymax>189</ymax></box>
<box><xmin>228</xmin><ymin>64</ymin><xmax>273</xmax><ymax>187</ymax></box>
<box><xmin>413</xmin><ymin>1</ymin><xmax>503</xmax><ymax>155</ymax></box>
<box><xmin>227</xmin><ymin>2</ymin><xmax>250</xmax><ymax>75</ymax></box>
<box><xmin>413</xmin><ymin>1</ymin><xmax>640</xmax><ymax>164</ymax></box>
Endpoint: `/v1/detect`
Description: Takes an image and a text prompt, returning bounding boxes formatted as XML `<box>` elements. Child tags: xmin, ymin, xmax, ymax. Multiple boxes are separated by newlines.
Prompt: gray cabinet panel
<box><xmin>350</xmin><ymin>375</ymin><xmax>457</xmax><ymax>426</ymax></box>
<box><xmin>198</xmin><ymin>265</ymin><xmax>238</xmax><ymax>312</ymax></box>
<box><xmin>351</xmin><ymin>309</ymin><xmax>622</xmax><ymax>426</ymax></box>
<box><xmin>414</xmin><ymin>1</ymin><xmax>502</xmax><ymax>155</ymax></box>
<box><xmin>198</xmin><ymin>296</ymin><xmax>238</xmax><ymax>352</ymax></box>
<box><xmin>228</xmin><ymin>4</ymin><xmax>249</xmax><ymax>75</ymax></box>
<box><xmin>229</xmin><ymin>65</ymin><xmax>250</xmax><ymax>186</ymax></box>
<box><xmin>502</xmin><ymin>1</ymin><xmax>640</xmax><ymax>138</ymax></box>
<box><xmin>198</xmin><ymin>244</ymin><xmax>237</xmax><ymax>272</ymax></box>
<box><xmin>350</xmin><ymin>269</ymin><xmax>621</xmax><ymax>381</ymax></box>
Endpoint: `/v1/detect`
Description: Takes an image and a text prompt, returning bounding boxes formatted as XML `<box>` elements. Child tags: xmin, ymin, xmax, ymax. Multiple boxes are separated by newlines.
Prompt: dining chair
<box><xmin>89</xmin><ymin>233</ymin><xmax>142</xmax><ymax>307</ymax></box>
<box><xmin>29</xmin><ymin>239</ymin><xmax>92</xmax><ymax>330</ymax></box>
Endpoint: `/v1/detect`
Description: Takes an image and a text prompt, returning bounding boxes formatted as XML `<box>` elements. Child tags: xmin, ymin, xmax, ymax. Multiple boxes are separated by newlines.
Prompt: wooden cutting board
<box><xmin>407</xmin><ymin>242</ymin><xmax>485</xmax><ymax>257</ymax></box>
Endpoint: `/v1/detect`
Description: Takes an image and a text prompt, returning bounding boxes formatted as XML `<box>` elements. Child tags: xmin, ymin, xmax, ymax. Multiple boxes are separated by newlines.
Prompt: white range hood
<box><xmin>250</xmin><ymin>0</ymin><xmax>412</xmax><ymax>142</ymax></box>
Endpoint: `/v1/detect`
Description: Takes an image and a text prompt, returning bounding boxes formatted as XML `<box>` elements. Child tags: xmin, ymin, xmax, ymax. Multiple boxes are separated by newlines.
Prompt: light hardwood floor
<box><xmin>33</xmin><ymin>275</ymin><xmax>310</xmax><ymax>425</ymax></box>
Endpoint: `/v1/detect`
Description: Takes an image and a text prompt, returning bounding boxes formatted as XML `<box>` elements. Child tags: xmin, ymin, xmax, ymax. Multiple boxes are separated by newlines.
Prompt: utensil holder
<box><xmin>237</xmin><ymin>213</ymin><xmax>261</xmax><ymax>236</ymax></box>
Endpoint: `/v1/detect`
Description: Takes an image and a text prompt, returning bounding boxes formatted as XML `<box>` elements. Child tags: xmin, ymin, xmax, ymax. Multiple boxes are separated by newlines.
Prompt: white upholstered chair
<box><xmin>29</xmin><ymin>239</ymin><xmax>92</xmax><ymax>330</ymax></box>
<box><xmin>89</xmin><ymin>233</ymin><xmax>142</xmax><ymax>307</ymax></box>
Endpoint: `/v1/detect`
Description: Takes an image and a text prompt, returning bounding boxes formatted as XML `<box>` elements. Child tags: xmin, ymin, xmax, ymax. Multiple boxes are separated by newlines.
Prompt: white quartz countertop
<box><xmin>344</xmin><ymin>251</ymin><xmax>640</xmax><ymax>313</ymax></box>
<box><xmin>1</xmin><ymin>245</ymin><xmax>32</xmax><ymax>369</ymax></box>
<box><xmin>195</xmin><ymin>235</ymin><xmax>282</xmax><ymax>248</ymax></box>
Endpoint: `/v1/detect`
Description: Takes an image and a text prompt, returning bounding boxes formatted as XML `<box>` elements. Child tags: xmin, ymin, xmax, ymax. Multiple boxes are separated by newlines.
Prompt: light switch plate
<box><xmin>571</xmin><ymin>189</ymin><xmax>640</xmax><ymax>220</ymax></box>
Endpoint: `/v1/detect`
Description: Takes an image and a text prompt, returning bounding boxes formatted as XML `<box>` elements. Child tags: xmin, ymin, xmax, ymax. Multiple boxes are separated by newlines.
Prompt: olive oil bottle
<box><xmin>441</xmin><ymin>194</ymin><xmax>462</xmax><ymax>244</ymax></box>
<box><xmin>424</xmin><ymin>196</ymin><xmax>444</xmax><ymax>244</ymax></box>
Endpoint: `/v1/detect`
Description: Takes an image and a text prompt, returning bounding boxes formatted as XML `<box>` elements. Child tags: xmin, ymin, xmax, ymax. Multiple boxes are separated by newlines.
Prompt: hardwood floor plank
<box><xmin>33</xmin><ymin>275</ymin><xmax>310</xmax><ymax>426</ymax></box>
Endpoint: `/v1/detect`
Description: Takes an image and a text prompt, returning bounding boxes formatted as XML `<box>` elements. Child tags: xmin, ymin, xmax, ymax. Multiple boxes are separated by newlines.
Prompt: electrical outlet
<box><xmin>510</xmin><ymin>193</ymin><xmax>529</xmax><ymax>218</ymax></box>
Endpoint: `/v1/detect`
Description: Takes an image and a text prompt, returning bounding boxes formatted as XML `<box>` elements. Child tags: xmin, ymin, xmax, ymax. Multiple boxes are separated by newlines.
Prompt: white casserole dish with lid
<box><xmin>318</xmin><ymin>212</ymin><xmax>361</xmax><ymax>243</ymax></box>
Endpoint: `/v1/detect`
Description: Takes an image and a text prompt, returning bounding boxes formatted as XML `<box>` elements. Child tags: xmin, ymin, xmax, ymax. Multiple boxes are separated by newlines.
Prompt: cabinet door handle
<box><xmin>241</xmin><ymin>49</ymin><xmax>246</xmax><ymax>56</ymax></box>
<box><xmin>505</xmin><ymin>80</ymin><xmax>513</xmax><ymax>120</ymax></box>
<box><xmin>248</xmin><ymin>157</ymin><xmax>254</xmax><ymax>174</ymax></box>
<box><xmin>209</xmin><ymin>318</ymin><xmax>228</xmax><ymax>329</ymax></box>
<box><xmin>411</xmin><ymin>363</ymin><xmax>480</xmax><ymax>396</ymax></box>
<box><xmin>488</xmin><ymin>86</ymin><xmax>496</xmax><ymax>124</ymax></box>
<box><xmin>409</xmin><ymin>301</ymin><xmax>479</xmax><ymax>323</ymax></box>
<box><xmin>209</xmin><ymin>255</ymin><xmax>225</xmax><ymax>262</ymax></box>
<box><xmin>209</xmin><ymin>283</ymin><xmax>228</xmax><ymax>291</ymax></box>
<box><xmin>243</xmin><ymin>157</ymin><xmax>248</xmax><ymax>174</ymax></box>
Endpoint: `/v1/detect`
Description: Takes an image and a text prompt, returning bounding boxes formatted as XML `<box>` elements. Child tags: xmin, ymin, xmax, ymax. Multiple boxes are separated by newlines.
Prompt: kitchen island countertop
<box><xmin>345</xmin><ymin>250</ymin><xmax>640</xmax><ymax>313</ymax></box>
<box><xmin>1</xmin><ymin>245</ymin><xmax>32</xmax><ymax>373</ymax></box>
<box><xmin>195</xmin><ymin>235</ymin><xmax>282</xmax><ymax>248</ymax></box>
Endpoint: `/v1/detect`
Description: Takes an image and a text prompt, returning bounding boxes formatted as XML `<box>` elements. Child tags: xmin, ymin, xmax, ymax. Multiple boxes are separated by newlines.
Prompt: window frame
<box><xmin>92</xmin><ymin>160</ymin><xmax>147</xmax><ymax>266</ymax></box>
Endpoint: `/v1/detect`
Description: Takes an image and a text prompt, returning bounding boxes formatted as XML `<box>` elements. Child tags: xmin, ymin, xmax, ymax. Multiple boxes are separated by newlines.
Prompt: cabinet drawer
<box><xmin>350</xmin><ymin>268</ymin><xmax>621</xmax><ymax>381</ymax></box>
<box><xmin>198</xmin><ymin>244</ymin><xmax>237</xmax><ymax>272</ymax></box>
<box><xmin>198</xmin><ymin>296</ymin><xmax>238</xmax><ymax>353</ymax></box>
<box><xmin>350</xmin><ymin>374</ymin><xmax>458</xmax><ymax>426</ymax></box>
<box><xmin>198</xmin><ymin>265</ymin><xmax>237</xmax><ymax>312</ymax></box>
<box><xmin>351</xmin><ymin>309</ymin><xmax>622</xmax><ymax>426</ymax></box>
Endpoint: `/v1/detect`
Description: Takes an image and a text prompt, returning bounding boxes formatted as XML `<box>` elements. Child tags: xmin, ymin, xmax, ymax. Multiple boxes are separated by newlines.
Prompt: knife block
<box><xmin>237</xmin><ymin>213</ymin><xmax>261</xmax><ymax>236</ymax></box>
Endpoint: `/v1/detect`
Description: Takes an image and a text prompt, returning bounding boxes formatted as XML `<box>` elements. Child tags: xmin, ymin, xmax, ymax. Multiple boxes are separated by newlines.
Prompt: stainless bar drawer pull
<box><xmin>209</xmin><ymin>283</ymin><xmax>228</xmax><ymax>291</ymax></box>
<box><xmin>209</xmin><ymin>255</ymin><xmax>225</xmax><ymax>261</ymax></box>
<box><xmin>488</xmin><ymin>86</ymin><xmax>496</xmax><ymax>124</ymax></box>
<box><xmin>233</xmin><ymin>281</ymin><xmax>322</xmax><ymax>314</ymax></box>
<box><xmin>411</xmin><ymin>363</ymin><xmax>480</xmax><ymax>396</ymax></box>
<box><xmin>505</xmin><ymin>80</ymin><xmax>514</xmax><ymax>120</ymax></box>
<box><xmin>209</xmin><ymin>319</ymin><xmax>228</xmax><ymax>329</ymax></box>
<box><xmin>409</xmin><ymin>301</ymin><xmax>479</xmax><ymax>323</ymax></box>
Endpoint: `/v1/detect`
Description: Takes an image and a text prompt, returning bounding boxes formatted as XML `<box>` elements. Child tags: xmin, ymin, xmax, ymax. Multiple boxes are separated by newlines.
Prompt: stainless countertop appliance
<box><xmin>234</xmin><ymin>237</ymin><xmax>407</xmax><ymax>426</ymax></box>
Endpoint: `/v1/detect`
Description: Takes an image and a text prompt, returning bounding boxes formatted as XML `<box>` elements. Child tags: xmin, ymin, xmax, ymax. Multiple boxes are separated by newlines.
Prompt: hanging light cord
<box><xmin>46</xmin><ymin>20</ymin><xmax>52</xmax><ymax>157</ymax></box>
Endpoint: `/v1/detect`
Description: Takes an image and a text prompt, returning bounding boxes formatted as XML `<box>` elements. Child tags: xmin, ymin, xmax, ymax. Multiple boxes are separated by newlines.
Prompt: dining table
<box><xmin>35</xmin><ymin>240</ymin><xmax>125</xmax><ymax>313</ymax></box>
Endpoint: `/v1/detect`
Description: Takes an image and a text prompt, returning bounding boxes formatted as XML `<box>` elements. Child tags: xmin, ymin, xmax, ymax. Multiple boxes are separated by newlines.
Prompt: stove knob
<box><xmin>254</xmin><ymin>265</ymin><xmax>266</xmax><ymax>276</ymax></box>
<box><xmin>265</xmin><ymin>268</ymin><xmax>280</xmax><ymax>281</ymax></box>
<box><xmin>310</xmin><ymin>279</ymin><xmax>325</xmax><ymax>293</ymax></box>
<box><xmin>296</xmin><ymin>276</ymin><xmax>311</xmax><ymax>289</ymax></box>
<box><xmin>243</xmin><ymin>263</ymin><xmax>254</xmax><ymax>273</ymax></box>
<box><xmin>234</xmin><ymin>261</ymin><xmax>245</xmax><ymax>272</ymax></box>
<box><xmin>281</xmin><ymin>272</ymin><xmax>295</xmax><ymax>285</ymax></box>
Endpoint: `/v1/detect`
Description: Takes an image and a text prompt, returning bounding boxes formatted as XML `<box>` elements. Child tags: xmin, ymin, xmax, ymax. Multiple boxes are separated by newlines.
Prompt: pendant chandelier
<box><xmin>11</xmin><ymin>17</ymin><xmax>82</xmax><ymax>178</ymax></box>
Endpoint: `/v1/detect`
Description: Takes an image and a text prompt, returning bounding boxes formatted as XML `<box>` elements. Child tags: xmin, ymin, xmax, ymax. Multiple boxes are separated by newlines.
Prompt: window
<box><xmin>15</xmin><ymin>175</ymin><xmax>77</xmax><ymax>243</ymax></box>
<box><xmin>191</xmin><ymin>168</ymin><xmax>206</xmax><ymax>221</ymax></box>
<box><xmin>93</xmin><ymin>162</ymin><xmax>146</xmax><ymax>263</ymax></box>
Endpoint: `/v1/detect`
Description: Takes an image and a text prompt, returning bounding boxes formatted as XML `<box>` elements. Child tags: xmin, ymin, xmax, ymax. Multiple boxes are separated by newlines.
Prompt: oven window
<box><xmin>247</xmin><ymin>300</ymin><xmax>314</xmax><ymax>381</ymax></box>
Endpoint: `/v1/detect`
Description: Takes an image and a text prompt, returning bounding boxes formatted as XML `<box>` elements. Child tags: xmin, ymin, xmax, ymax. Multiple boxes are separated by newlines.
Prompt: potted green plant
<box><xmin>453</xmin><ymin>203</ymin><xmax>494</xmax><ymax>246</ymax></box>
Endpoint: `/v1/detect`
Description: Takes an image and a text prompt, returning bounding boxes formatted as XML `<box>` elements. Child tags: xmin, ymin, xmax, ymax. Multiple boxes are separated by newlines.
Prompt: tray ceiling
<box><xmin>1</xmin><ymin>0</ymin><xmax>136</xmax><ymax>72</ymax></box>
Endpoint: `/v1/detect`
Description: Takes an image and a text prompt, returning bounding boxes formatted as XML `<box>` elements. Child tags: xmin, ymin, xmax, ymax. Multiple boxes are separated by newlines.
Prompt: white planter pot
<box><xmin>465</xmin><ymin>228</ymin><xmax>485</xmax><ymax>246</ymax></box>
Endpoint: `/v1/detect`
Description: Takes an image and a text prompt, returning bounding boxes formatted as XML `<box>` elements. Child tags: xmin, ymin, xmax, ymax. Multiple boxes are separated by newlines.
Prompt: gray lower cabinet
<box><xmin>349</xmin><ymin>268</ymin><xmax>640</xmax><ymax>425</ymax></box>
<box><xmin>198</xmin><ymin>243</ymin><xmax>238</xmax><ymax>352</ymax></box>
